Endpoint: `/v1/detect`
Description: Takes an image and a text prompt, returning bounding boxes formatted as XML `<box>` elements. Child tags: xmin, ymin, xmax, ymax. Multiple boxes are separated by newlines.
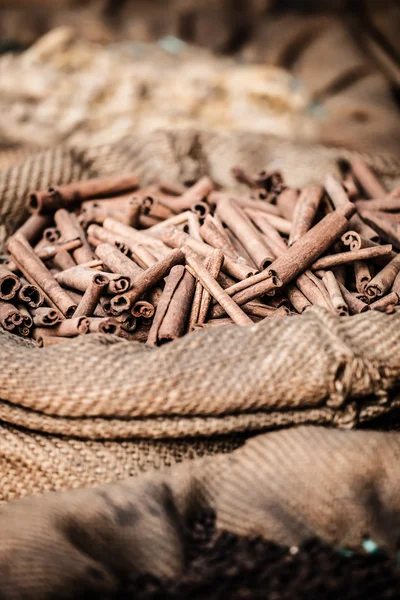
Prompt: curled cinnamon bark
<box><xmin>216</xmin><ymin>197</ymin><xmax>274</xmax><ymax>270</ymax></box>
<box><xmin>365</xmin><ymin>254</ymin><xmax>400</xmax><ymax>299</ymax></box>
<box><xmin>55</xmin><ymin>267</ymin><xmax>130</xmax><ymax>295</ymax></box>
<box><xmin>289</xmin><ymin>185</ymin><xmax>323</xmax><ymax>246</ymax></box>
<box><xmin>73</xmin><ymin>274</ymin><xmax>109</xmax><ymax>318</ymax></box>
<box><xmin>111</xmin><ymin>249</ymin><xmax>185</xmax><ymax>314</ymax></box>
<box><xmin>0</xmin><ymin>266</ymin><xmax>20</xmax><ymax>301</ymax></box>
<box><xmin>28</xmin><ymin>175</ymin><xmax>139</xmax><ymax>214</ymax></box>
<box><xmin>8</xmin><ymin>237</ymin><xmax>76</xmax><ymax>317</ymax></box>
<box><xmin>185</xmin><ymin>250</ymin><xmax>252</xmax><ymax>327</ymax></box>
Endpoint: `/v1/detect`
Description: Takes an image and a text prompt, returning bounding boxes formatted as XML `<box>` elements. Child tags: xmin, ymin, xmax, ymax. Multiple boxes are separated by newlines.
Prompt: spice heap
<box><xmin>1</xmin><ymin>160</ymin><xmax>400</xmax><ymax>347</ymax></box>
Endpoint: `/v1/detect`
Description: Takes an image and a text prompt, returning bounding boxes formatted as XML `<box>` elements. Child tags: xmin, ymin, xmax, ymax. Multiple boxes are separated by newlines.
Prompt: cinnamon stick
<box><xmin>355</xmin><ymin>198</ymin><xmax>400</xmax><ymax>212</ymax></box>
<box><xmin>34</xmin><ymin>317</ymin><xmax>90</xmax><ymax>339</ymax></box>
<box><xmin>95</xmin><ymin>243</ymin><xmax>143</xmax><ymax>280</ymax></box>
<box><xmin>215</xmin><ymin>203</ymin><xmax>355</xmax><ymax>312</ymax></box>
<box><xmin>286</xmin><ymin>284</ymin><xmax>312</xmax><ymax>313</ymax></box>
<box><xmin>276</xmin><ymin>188</ymin><xmax>299</xmax><ymax>221</ymax></box>
<box><xmin>216</xmin><ymin>197</ymin><xmax>274</xmax><ymax>270</ymax></box>
<box><xmin>358</xmin><ymin>210</ymin><xmax>400</xmax><ymax>250</ymax></box>
<box><xmin>156</xmin><ymin>269</ymin><xmax>195</xmax><ymax>344</ymax></box>
<box><xmin>0</xmin><ymin>266</ymin><xmax>20</xmax><ymax>301</ymax></box>
<box><xmin>8</xmin><ymin>237</ymin><xmax>76</xmax><ymax>317</ymax></box>
<box><xmin>161</xmin><ymin>228</ymin><xmax>257</xmax><ymax>280</ymax></box>
<box><xmin>288</xmin><ymin>185</ymin><xmax>323</xmax><ymax>246</ymax></box>
<box><xmin>111</xmin><ymin>248</ymin><xmax>185</xmax><ymax>314</ymax></box>
<box><xmin>184</xmin><ymin>250</ymin><xmax>252</xmax><ymax>326</ymax></box>
<box><xmin>197</xmin><ymin>250</ymin><xmax>224</xmax><ymax>324</ymax></box>
<box><xmin>365</xmin><ymin>254</ymin><xmax>400</xmax><ymax>299</ymax></box>
<box><xmin>322</xmin><ymin>271</ymin><xmax>349</xmax><ymax>316</ymax></box>
<box><xmin>14</xmin><ymin>214</ymin><xmax>52</xmax><ymax>246</ymax></box>
<box><xmin>369</xmin><ymin>292</ymin><xmax>399</xmax><ymax>311</ymax></box>
<box><xmin>199</xmin><ymin>215</ymin><xmax>243</xmax><ymax>261</ymax></box>
<box><xmin>325</xmin><ymin>174</ymin><xmax>379</xmax><ymax>241</ymax></box>
<box><xmin>87</xmin><ymin>317</ymin><xmax>119</xmax><ymax>335</ymax></box>
<box><xmin>28</xmin><ymin>175</ymin><xmax>139</xmax><ymax>214</ymax></box>
<box><xmin>310</xmin><ymin>244</ymin><xmax>392</xmax><ymax>270</ymax></box>
<box><xmin>170</xmin><ymin>176</ymin><xmax>214</xmax><ymax>213</ymax></box>
<box><xmin>32</xmin><ymin>307</ymin><xmax>61</xmax><ymax>327</ymax></box>
<box><xmin>0</xmin><ymin>301</ymin><xmax>20</xmax><ymax>330</ymax></box>
<box><xmin>354</xmin><ymin>261</ymin><xmax>371</xmax><ymax>294</ymax></box>
<box><xmin>147</xmin><ymin>266</ymin><xmax>186</xmax><ymax>345</ymax></box>
<box><xmin>351</xmin><ymin>161</ymin><xmax>386</xmax><ymax>198</ymax></box>
<box><xmin>55</xmin><ymin>267</ymin><xmax>130</xmax><ymax>295</ymax></box>
<box><xmin>54</xmin><ymin>209</ymin><xmax>94</xmax><ymax>264</ymax></box>
<box><xmin>131</xmin><ymin>301</ymin><xmax>155</xmax><ymax>319</ymax></box>
<box><xmin>338</xmin><ymin>282</ymin><xmax>369</xmax><ymax>314</ymax></box>
<box><xmin>73</xmin><ymin>273</ymin><xmax>109</xmax><ymax>318</ymax></box>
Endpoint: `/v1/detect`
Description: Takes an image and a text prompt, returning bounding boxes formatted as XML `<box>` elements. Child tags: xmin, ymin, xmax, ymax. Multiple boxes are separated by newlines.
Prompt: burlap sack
<box><xmin>1</xmin><ymin>426</ymin><xmax>400</xmax><ymax>598</ymax></box>
<box><xmin>1</xmin><ymin>129</ymin><xmax>400</xmax><ymax>504</ymax></box>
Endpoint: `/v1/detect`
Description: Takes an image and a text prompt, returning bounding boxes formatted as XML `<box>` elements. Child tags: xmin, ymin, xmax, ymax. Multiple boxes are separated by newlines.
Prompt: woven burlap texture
<box><xmin>1</xmin><ymin>426</ymin><xmax>400</xmax><ymax>598</ymax></box>
<box><xmin>2</xmin><ymin>129</ymin><xmax>400</xmax><ymax>503</ymax></box>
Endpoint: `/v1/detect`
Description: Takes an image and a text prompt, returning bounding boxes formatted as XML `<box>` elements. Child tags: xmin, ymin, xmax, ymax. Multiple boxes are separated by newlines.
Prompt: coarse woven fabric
<box><xmin>2</xmin><ymin>130</ymin><xmax>400</xmax><ymax>503</ymax></box>
<box><xmin>1</xmin><ymin>426</ymin><xmax>400</xmax><ymax>598</ymax></box>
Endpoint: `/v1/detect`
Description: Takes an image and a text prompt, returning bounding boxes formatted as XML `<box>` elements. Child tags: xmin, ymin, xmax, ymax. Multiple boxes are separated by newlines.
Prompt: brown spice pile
<box><xmin>1</xmin><ymin>159</ymin><xmax>400</xmax><ymax>347</ymax></box>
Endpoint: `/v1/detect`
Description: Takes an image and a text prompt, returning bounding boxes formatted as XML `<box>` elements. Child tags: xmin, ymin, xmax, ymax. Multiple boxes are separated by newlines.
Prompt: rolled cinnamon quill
<box><xmin>16</xmin><ymin>304</ymin><xmax>33</xmax><ymax>329</ymax></box>
<box><xmin>8</xmin><ymin>238</ymin><xmax>76</xmax><ymax>317</ymax></box>
<box><xmin>286</xmin><ymin>284</ymin><xmax>312</xmax><ymax>313</ymax></box>
<box><xmin>325</xmin><ymin>174</ymin><xmax>379</xmax><ymax>241</ymax></box>
<box><xmin>73</xmin><ymin>273</ymin><xmax>109</xmax><ymax>318</ymax></box>
<box><xmin>32</xmin><ymin>307</ymin><xmax>61</xmax><ymax>327</ymax></box>
<box><xmin>276</xmin><ymin>188</ymin><xmax>299</xmax><ymax>221</ymax></box>
<box><xmin>102</xmin><ymin>217</ymin><xmax>168</xmax><ymax>253</ymax></box>
<box><xmin>244</xmin><ymin>211</ymin><xmax>292</xmax><ymax>236</ymax></box>
<box><xmin>147</xmin><ymin>266</ymin><xmax>187</xmax><ymax>345</ymax></box>
<box><xmin>55</xmin><ymin>267</ymin><xmax>130</xmax><ymax>295</ymax></box>
<box><xmin>34</xmin><ymin>317</ymin><xmax>90</xmax><ymax>340</ymax></box>
<box><xmin>210</xmin><ymin>191</ymin><xmax>280</xmax><ymax>216</ymax></box>
<box><xmin>351</xmin><ymin>161</ymin><xmax>386</xmax><ymax>198</ymax></box>
<box><xmin>18</xmin><ymin>279</ymin><xmax>44</xmax><ymax>308</ymax></box>
<box><xmin>337</xmin><ymin>282</ymin><xmax>369</xmax><ymax>314</ymax></box>
<box><xmin>0</xmin><ymin>266</ymin><xmax>20</xmax><ymax>300</ymax></box>
<box><xmin>162</xmin><ymin>228</ymin><xmax>257</xmax><ymax>280</ymax></box>
<box><xmin>156</xmin><ymin>268</ymin><xmax>195</xmax><ymax>344</ymax></box>
<box><xmin>322</xmin><ymin>271</ymin><xmax>349</xmax><ymax>316</ymax></box>
<box><xmin>184</xmin><ymin>250</ymin><xmax>252</xmax><ymax>326</ymax></box>
<box><xmin>310</xmin><ymin>244</ymin><xmax>392</xmax><ymax>270</ymax></box>
<box><xmin>94</xmin><ymin>243</ymin><xmax>143</xmax><ymax>280</ymax></box>
<box><xmin>197</xmin><ymin>250</ymin><xmax>224</xmax><ymax>324</ymax></box>
<box><xmin>213</xmin><ymin>202</ymin><xmax>355</xmax><ymax>313</ymax></box>
<box><xmin>0</xmin><ymin>301</ymin><xmax>20</xmax><ymax>330</ymax></box>
<box><xmin>28</xmin><ymin>175</ymin><xmax>140</xmax><ymax>214</ymax></box>
<box><xmin>36</xmin><ymin>238</ymin><xmax>82</xmax><ymax>262</ymax></box>
<box><xmin>355</xmin><ymin>198</ymin><xmax>400</xmax><ymax>212</ymax></box>
<box><xmin>369</xmin><ymin>292</ymin><xmax>399</xmax><ymax>311</ymax></box>
<box><xmin>358</xmin><ymin>210</ymin><xmax>400</xmax><ymax>249</ymax></box>
<box><xmin>170</xmin><ymin>176</ymin><xmax>214</xmax><ymax>213</ymax></box>
<box><xmin>216</xmin><ymin>197</ymin><xmax>274</xmax><ymax>270</ymax></box>
<box><xmin>87</xmin><ymin>317</ymin><xmax>119</xmax><ymax>335</ymax></box>
<box><xmin>354</xmin><ymin>261</ymin><xmax>371</xmax><ymax>294</ymax></box>
<box><xmin>365</xmin><ymin>254</ymin><xmax>400</xmax><ymax>299</ymax></box>
<box><xmin>289</xmin><ymin>185</ymin><xmax>323</xmax><ymax>246</ymax></box>
<box><xmin>199</xmin><ymin>215</ymin><xmax>243</xmax><ymax>262</ymax></box>
<box><xmin>131</xmin><ymin>300</ymin><xmax>155</xmax><ymax>319</ymax></box>
<box><xmin>245</xmin><ymin>211</ymin><xmax>287</xmax><ymax>256</ymax></box>
<box><xmin>111</xmin><ymin>248</ymin><xmax>185</xmax><ymax>314</ymax></box>
<box><xmin>54</xmin><ymin>209</ymin><xmax>94</xmax><ymax>264</ymax></box>
<box><xmin>295</xmin><ymin>271</ymin><xmax>334</xmax><ymax>312</ymax></box>
<box><xmin>14</xmin><ymin>214</ymin><xmax>52</xmax><ymax>246</ymax></box>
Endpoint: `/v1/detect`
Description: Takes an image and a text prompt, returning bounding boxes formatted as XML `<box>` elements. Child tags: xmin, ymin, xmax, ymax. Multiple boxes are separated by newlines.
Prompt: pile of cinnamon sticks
<box><xmin>1</xmin><ymin>160</ymin><xmax>399</xmax><ymax>347</ymax></box>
